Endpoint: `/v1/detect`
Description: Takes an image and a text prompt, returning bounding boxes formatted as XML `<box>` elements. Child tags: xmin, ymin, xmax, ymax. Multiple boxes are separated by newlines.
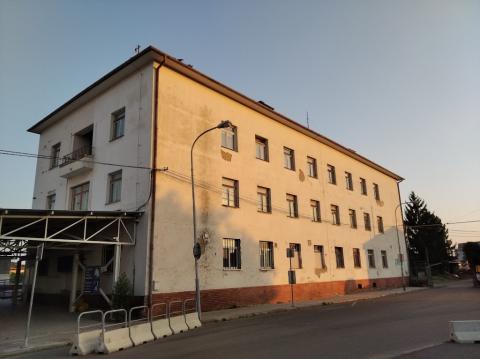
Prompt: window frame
<box><xmin>367</xmin><ymin>249</ymin><xmax>376</xmax><ymax>268</ymax></box>
<box><xmin>310</xmin><ymin>199</ymin><xmax>321</xmax><ymax>222</ymax></box>
<box><xmin>107</xmin><ymin>170</ymin><xmax>122</xmax><ymax>204</ymax></box>
<box><xmin>222</xmin><ymin>177</ymin><xmax>239</xmax><ymax>208</ymax></box>
<box><xmin>377</xmin><ymin>216</ymin><xmax>384</xmax><ymax>233</ymax></box>
<box><xmin>259</xmin><ymin>241</ymin><xmax>274</xmax><ymax>270</ymax></box>
<box><xmin>353</xmin><ymin>248</ymin><xmax>361</xmax><ymax>268</ymax></box>
<box><xmin>286</xmin><ymin>193</ymin><xmax>298</xmax><ymax>218</ymax></box>
<box><xmin>257</xmin><ymin>186</ymin><xmax>271</xmax><ymax>213</ymax></box>
<box><xmin>381</xmin><ymin>250</ymin><xmax>389</xmax><ymax>268</ymax></box>
<box><xmin>314</xmin><ymin>245</ymin><xmax>326</xmax><ymax>269</ymax></box>
<box><xmin>360</xmin><ymin>178</ymin><xmax>367</xmax><ymax>195</ymax></box>
<box><xmin>335</xmin><ymin>246</ymin><xmax>345</xmax><ymax>268</ymax></box>
<box><xmin>255</xmin><ymin>135</ymin><xmax>269</xmax><ymax>161</ymax></box>
<box><xmin>283</xmin><ymin>147</ymin><xmax>295</xmax><ymax>171</ymax></box>
<box><xmin>289</xmin><ymin>243</ymin><xmax>302</xmax><ymax>269</ymax></box>
<box><xmin>364</xmin><ymin>212</ymin><xmax>372</xmax><ymax>231</ymax></box>
<box><xmin>221</xmin><ymin>125</ymin><xmax>238</xmax><ymax>151</ymax></box>
<box><xmin>331</xmin><ymin>204</ymin><xmax>340</xmax><ymax>225</ymax></box>
<box><xmin>46</xmin><ymin>193</ymin><xmax>56</xmax><ymax>210</ymax></box>
<box><xmin>307</xmin><ymin>156</ymin><xmax>318</xmax><ymax>178</ymax></box>
<box><xmin>223</xmin><ymin>238</ymin><xmax>241</xmax><ymax>270</ymax></box>
<box><xmin>50</xmin><ymin>143</ymin><xmax>61</xmax><ymax>169</ymax></box>
<box><xmin>373</xmin><ymin>183</ymin><xmax>380</xmax><ymax>200</ymax></box>
<box><xmin>71</xmin><ymin>182</ymin><xmax>90</xmax><ymax>211</ymax></box>
<box><xmin>345</xmin><ymin>171</ymin><xmax>353</xmax><ymax>191</ymax></box>
<box><xmin>327</xmin><ymin>164</ymin><xmax>337</xmax><ymax>185</ymax></box>
<box><xmin>349</xmin><ymin>209</ymin><xmax>357</xmax><ymax>229</ymax></box>
<box><xmin>111</xmin><ymin>107</ymin><xmax>125</xmax><ymax>141</ymax></box>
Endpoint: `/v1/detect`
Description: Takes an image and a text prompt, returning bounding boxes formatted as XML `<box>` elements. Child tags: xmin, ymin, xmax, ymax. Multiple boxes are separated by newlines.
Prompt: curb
<box><xmin>0</xmin><ymin>341</ymin><xmax>70</xmax><ymax>358</ymax></box>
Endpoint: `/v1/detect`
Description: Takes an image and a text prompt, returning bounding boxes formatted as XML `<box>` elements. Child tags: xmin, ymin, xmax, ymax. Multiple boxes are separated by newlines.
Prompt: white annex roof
<box><xmin>0</xmin><ymin>209</ymin><xmax>142</xmax><ymax>257</ymax></box>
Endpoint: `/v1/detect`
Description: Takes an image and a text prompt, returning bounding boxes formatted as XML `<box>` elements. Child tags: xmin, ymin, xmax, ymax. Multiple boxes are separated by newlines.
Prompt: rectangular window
<box><xmin>286</xmin><ymin>194</ymin><xmax>298</xmax><ymax>218</ymax></box>
<box><xmin>71</xmin><ymin>182</ymin><xmax>89</xmax><ymax>210</ymax></box>
<box><xmin>349</xmin><ymin>209</ymin><xmax>357</xmax><ymax>229</ymax></box>
<box><xmin>381</xmin><ymin>250</ymin><xmax>389</xmax><ymax>268</ymax></box>
<box><xmin>283</xmin><ymin>147</ymin><xmax>295</xmax><ymax>170</ymax></box>
<box><xmin>223</xmin><ymin>238</ymin><xmax>241</xmax><ymax>269</ymax></box>
<box><xmin>111</xmin><ymin>108</ymin><xmax>125</xmax><ymax>140</ymax></box>
<box><xmin>108</xmin><ymin>170</ymin><xmax>122</xmax><ymax>203</ymax></box>
<box><xmin>345</xmin><ymin>172</ymin><xmax>353</xmax><ymax>191</ymax></box>
<box><xmin>289</xmin><ymin>243</ymin><xmax>302</xmax><ymax>269</ymax></box>
<box><xmin>335</xmin><ymin>247</ymin><xmax>345</xmax><ymax>268</ymax></box>
<box><xmin>221</xmin><ymin>126</ymin><xmax>237</xmax><ymax>151</ymax></box>
<box><xmin>327</xmin><ymin>164</ymin><xmax>336</xmax><ymax>184</ymax></box>
<box><xmin>255</xmin><ymin>135</ymin><xmax>269</xmax><ymax>161</ymax></box>
<box><xmin>364</xmin><ymin>212</ymin><xmax>371</xmax><ymax>231</ymax></box>
<box><xmin>222</xmin><ymin>177</ymin><xmax>239</xmax><ymax>207</ymax></box>
<box><xmin>368</xmin><ymin>249</ymin><xmax>376</xmax><ymax>268</ymax></box>
<box><xmin>353</xmin><ymin>248</ymin><xmax>361</xmax><ymax>268</ymax></box>
<box><xmin>46</xmin><ymin>193</ymin><xmax>56</xmax><ymax>210</ymax></box>
<box><xmin>50</xmin><ymin>143</ymin><xmax>61</xmax><ymax>169</ymax></box>
<box><xmin>360</xmin><ymin>178</ymin><xmax>367</xmax><ymax>195</ymax></box>
<box><xmin>310</xmin><ymin>200</ymin><xmax>321</xmax><ymax>222</ymax></box>
<box><xmin>377</xmin><ymin>216</ymin><xmax>384</xmax><ymax>233</ymax></box>
<box><xmin>331</xmin><ymin>204</ymin><xmax>340</xmax><ymax>225</ymax></box>
<box><xmin>257</xmin><ymin>186</ymin><xmax>271</xmax><ymax>213</ymax></box>
<box><xmin>314</xmin><ymin>245</ymin><xmax>326</xmax><ymax>269</ymax></box>
<box><xmin>373</xmin><ymin>183</ymin><xmax>380</xmax><ymax>200</ymax></box>
<box><xmin>307</xmin><ymin>156</ymin><xmax>317</xmax><ymax>178</ymax></box>
<box><xmin>260</xmin><ymin>241</ymin><xmax>274</xmax><ymax>269</ymax></box>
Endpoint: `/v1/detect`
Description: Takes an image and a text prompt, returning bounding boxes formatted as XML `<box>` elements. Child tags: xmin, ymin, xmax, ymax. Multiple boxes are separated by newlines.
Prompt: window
<box><xmin>307</xmin><ymin>157</ymin><xmax>317</xmax><ymax>178</ymax></box>
<box><xmin>255</xmin><ymin>135</ymin><xmax>268</xmax><ymax>161</ymax></box>
<box><xmin>222</xmin><ymin>177</ymin><xmax>239</xmax><ymax>207</ymax></box>
<box><xmin>327</xmin><ymin>164</ymin><xmax>336</xmax><ymax>184</ymax></box>
<box><xmin>345</xmin><ymin>172</ymin><xmax>353</xmax><ymax>191</ymax></box>
<box><xmin>349</xmin><ymin>209</ymin><xmax>357</xmax><ymax>229</ymax></box>
<box><xmin>223</xmin><ymin>238</ymin><xmax>241</xmax><ymax>269</ymax></box>
<box><xmin>311</xmin><ymin>200</ymin><xmax>321</xmax><ymax>222</ymax></box>
<box><xmin>314</xmin><ymin>245</ymin><xmax>326</xmax><ymax>269</ymax></box>
<box><xmin>331</xmin><ymin>204</ymin><xmax>340</xmax><ymax>225</ymax></box>
<box><xmin>46</xmin><ymin>193</ymin><xmax>56</xmax><ymax>210</ymax></box>
<box><xmin>257</xmin><ymin>186</ymin><xmax>271</xmax><ymax>213</ymax></box>
<box><xmin>367</xmin><ymin>249</ymin><xmax>376</xmax><ymax>268</ymax></box>
<box><xmin>377</xmin><ymin>216</ymin><xmax>384</xmax><ymax>233</ymax></box>
<box><xmin>50</xmin><ymin>143</ymin><xmax>61</xmax><ymax>169</ymax></box>
<box><xmin>289</xmin><ymin>243</ymin><xmax>302</xmax><ymax>269</ymax></box>
<box><xmin>283</xmin><ymin>147</ymin><xmax>295</xmax><ymax>170</ymax></box>
<box><xmin>364</xmin><ymin>212</ymin><xmax>371</xmax><ymax>231</ymax></box>
<box><xmin>381</xmin><ymin>250</ymin><xmax>388</xmax><ymax>268</ymax></box>
<box><xmin>260</xmin><ymin>241</ymin><xmax>274</xmax><ymax>269</ymax></box>
<box><xmin>111</xmin><ymin>108</ymin><xmax>125</xmax><ymax>140</ymax></box>
<box><xmin>286</xmin><ymin>194</ymin><xmax>298</xmax><ymax>218</ymax></box>
<box><xmin>102</xmin><ymin>246</ymin><xmax>114</xmax><ymax>272</ymax></box>
<box><xmin>335</xmin><ymin>247</ymin><xmax>345</xmax><ymax>268</ymax></box>
<box><xmin>360</xmin><ymin>178</ymin><xmax>367</xmax><ymax>195</ymax></box>
<box><xmin>71</xmin><ymin>182</ymin><xmax>89</xmax><ymax>210</ymax></box>
<box><xmin>108</xmin><ymin>171</ymin><xmax>122</xmax><ymax>203</ymax></box>
<box><xmin>221</xmin><ymin>126</ymin><xmax>237</xmax><ymax>151</ymax></box>
<box><xmin>373</xmin><ymin>183</ymin><xmax>380</xmax><ymax>200</ymax></box>
<box><xmin>353</xmin><ymin>248</ymin><xmax>361</xmax><ymax>268</ymax></box>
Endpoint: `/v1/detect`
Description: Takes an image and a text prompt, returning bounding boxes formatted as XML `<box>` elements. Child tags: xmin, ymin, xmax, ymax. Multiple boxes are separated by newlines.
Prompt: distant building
<box><xmin>26</xmin><ymin>46</ymin><xmax>408</xmax><ymax>310</ymax></box>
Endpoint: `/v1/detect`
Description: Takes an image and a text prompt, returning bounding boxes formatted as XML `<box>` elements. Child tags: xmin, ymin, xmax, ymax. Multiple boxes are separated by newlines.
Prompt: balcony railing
<box><xmin>59</xmin><ymin>145</ymin><xmax>93</xmax><ymax>167</ymax></box>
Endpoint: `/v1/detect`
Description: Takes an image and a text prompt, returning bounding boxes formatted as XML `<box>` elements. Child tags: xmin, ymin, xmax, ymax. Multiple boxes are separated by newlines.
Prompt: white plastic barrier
<box><xmin>168</xmin><ymin>300</ymin><xmax>189</xmax><ymax>334</ymax></box>
<box><xmin>97</xmin><ymin>309</ymin><xmax>133</xmax><ymax>354</ymax></box>
<box><xmin>449</xmin><ymin>320</ymin><xmax>480</xmax><ymax>343</ymax></box>
<box><xmin>184</xmin><ymin>299</ymin><xmax>202</xmax><ymax>329</ymax></box>
<box><xmin>69</xmin><ymin>310</ymin><xmax>103</xmax><ymax>356</ymax></box>
<box><xmin>151</xmin><ymin>302</ymin><xmax>173</xmax><ymax>339</ymax></box>
<box><xmin>129</xmin><ymin>306</ymin><xmax>155</xmax><ymax>346</ymax></box>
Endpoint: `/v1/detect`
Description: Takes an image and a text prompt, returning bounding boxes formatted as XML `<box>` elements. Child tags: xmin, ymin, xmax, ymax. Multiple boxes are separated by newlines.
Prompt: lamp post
<box><xmin>191</xmin><ymin>120</ymin><xmax>232</xmax><ymax>318</ymax></box>
<box><xmin>395</xmin><ymin>201</ymin><xmax>412</xmax><ymax>291</ymax></box>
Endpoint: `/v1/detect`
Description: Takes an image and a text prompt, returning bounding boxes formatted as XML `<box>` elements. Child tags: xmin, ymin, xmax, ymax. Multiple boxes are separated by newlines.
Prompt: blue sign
<box><xmin>84</xmin><ymin>266</ymin><xmax>101</xmax><ymax>294</ymax></box>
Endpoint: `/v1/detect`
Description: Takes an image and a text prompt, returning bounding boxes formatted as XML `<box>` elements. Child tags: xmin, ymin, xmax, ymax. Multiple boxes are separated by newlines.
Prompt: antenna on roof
<box><xmin>134</xmin><ymin>45</ymin><xmax>141</xmax><ymax>55</ymax></box>
<box><xmin>306</xmin><ymin>111</ymin><xmax>310</xmax><ymax>129</ymax></box>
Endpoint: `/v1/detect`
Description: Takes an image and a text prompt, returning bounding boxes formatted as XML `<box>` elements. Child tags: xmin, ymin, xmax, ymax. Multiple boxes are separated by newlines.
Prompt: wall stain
<box><xmin>221</xmin><ymin>150</ymin><xmax>232</xmax><ymax>161</ymax></box>
<box><xmin>299</xmin><ymin>169</ymin><xmax>305</xmax><ymax>182</ymax></box>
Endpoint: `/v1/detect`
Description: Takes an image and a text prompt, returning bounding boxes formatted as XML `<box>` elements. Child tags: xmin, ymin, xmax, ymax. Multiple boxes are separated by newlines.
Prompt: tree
<box><xmin>112</xmin><ymin>272</ymin><xmax>133</xmax><ymax>311</ymax></box>
<box><xmin>463</xmin><ymin>242</ymin><xmax>480</xmax><ymax>286</ymax></box>
<box><xmin>404</xmin><ymin>192</ymin><xmax>453</xmax><ymax>273</ymax></box>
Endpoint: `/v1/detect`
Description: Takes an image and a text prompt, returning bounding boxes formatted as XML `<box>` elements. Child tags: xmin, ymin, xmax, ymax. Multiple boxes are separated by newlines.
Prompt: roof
<box><xmin>27</xmin><ymin>46</ymin><xmax>404</xmax><ymax>181</ymax></box>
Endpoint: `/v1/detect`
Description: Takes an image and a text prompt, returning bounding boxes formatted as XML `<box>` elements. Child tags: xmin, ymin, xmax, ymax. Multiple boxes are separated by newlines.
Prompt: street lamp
<box><xmin>190</xmin><ymin>120</ymin><xmax>232</xmax><ymax>318</ymax></box>
<box><xmin>395</xmin><ymin>201</ymin><xmax>412</xmax><ymax>291</ymax></box>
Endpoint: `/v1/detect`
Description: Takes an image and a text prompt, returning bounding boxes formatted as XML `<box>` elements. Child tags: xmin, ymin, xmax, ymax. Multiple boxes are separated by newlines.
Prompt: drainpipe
<box><xmin>147</xmin><ymin>56</ymin><xmax>166</xmax><ymax>308</ymax></box>
<box><xmin>396</xmin><ymin>180</ymin><xmax>409</xmax><ymax>284</ymax></box>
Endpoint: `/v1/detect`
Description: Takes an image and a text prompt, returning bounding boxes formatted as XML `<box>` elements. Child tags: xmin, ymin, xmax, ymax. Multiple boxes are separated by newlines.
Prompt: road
<box><xmin>17</xmin><ymin>280</ymin><xmax>480</xmax><ymax>359</ymax></box>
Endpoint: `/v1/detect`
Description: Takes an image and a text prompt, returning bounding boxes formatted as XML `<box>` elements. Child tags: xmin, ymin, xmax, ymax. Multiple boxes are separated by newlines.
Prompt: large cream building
<box><xmin>28</xmin><ymin>46</ymin><xmax>407</xmax><ymax>310</ymax></box>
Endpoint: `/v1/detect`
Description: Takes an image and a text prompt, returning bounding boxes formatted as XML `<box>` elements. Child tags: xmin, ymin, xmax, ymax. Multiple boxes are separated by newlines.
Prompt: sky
<box><xmin>0</xmin><ymin>0</ymin><xmax>479</xmax><ymax>244</ymax></box>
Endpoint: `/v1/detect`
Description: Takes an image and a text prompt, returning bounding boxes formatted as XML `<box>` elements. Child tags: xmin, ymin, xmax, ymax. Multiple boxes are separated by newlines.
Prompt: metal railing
<box><xmin>59</xmin><ymin>145</ymin><xmax>93</xmax><ymax>167</ymax></box>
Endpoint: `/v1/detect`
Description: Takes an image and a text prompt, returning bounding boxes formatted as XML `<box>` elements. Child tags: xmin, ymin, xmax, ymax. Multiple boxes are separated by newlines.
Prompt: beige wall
<box><xmin>152</xmin><ymin>66</ymin><xmax>407</xmax><ymax>294</ymax></box>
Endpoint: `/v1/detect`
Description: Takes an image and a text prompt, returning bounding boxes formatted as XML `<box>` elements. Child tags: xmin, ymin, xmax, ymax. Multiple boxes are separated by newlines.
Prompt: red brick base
<box><xmin>151</xmin><ymin>277</ymin><xmax>405</xmax><ymax>312</ymax></box>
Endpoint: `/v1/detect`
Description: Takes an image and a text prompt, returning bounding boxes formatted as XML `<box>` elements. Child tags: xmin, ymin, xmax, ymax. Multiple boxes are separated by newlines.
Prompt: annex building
<box><xmin>23</xmin><ymin>46</ymin><xmax>408</xmax><ymax>311</ymax></box>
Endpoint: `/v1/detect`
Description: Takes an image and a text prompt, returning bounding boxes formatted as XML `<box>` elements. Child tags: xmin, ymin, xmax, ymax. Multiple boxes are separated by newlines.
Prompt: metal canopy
<box><xmin>0</xmin><ymin>209</ymin><xmax>142</xmax><ymax>256</ymax></box>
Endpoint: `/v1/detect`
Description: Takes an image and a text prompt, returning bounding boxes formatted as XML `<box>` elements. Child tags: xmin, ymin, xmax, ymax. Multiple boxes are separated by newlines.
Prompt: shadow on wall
<box><xmin>151</xmin><ymin>188</ymin><xmax>407</xmax><ymax>312</ymax></box>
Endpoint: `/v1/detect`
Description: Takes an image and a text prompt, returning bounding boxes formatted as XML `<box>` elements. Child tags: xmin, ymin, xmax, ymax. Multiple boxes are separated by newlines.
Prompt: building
<box><xmin>26</xmin><ymin>46</ymin><xmax>407</xmax><ymax>311</ymax></box>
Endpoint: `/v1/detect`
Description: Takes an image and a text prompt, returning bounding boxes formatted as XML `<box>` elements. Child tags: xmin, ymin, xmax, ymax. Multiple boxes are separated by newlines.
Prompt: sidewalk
<box><xmin>0</xmin><ymin>286</ymin><xmax>426</xmax><ymax>358</ymax></box>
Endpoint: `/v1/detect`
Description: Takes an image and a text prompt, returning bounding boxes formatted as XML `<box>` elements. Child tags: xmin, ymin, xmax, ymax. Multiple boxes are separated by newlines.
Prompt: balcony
<box><xmin>58</xmin><ymin>145</ymin><xmax>94</xmax><ymax>178</ymax></box>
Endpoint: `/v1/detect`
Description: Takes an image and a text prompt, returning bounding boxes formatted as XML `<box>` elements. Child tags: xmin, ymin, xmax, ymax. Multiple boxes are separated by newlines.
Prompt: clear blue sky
<box><xmin>1</xmin><ymin>0</ymin><xmax>479</xmax><ymax>244</ymax></box>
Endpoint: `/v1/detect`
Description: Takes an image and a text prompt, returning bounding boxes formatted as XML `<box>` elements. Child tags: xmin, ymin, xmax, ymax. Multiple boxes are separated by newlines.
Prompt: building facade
<box><xmin>28</xmin><ymin>46</ymin><xmax>408</xmax><ymax>310</ymax></box>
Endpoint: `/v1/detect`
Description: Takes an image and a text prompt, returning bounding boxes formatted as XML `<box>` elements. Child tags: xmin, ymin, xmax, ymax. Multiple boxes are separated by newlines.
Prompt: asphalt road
<box><xmin>17</xmin><ymin>280</ymin><xmax>480</xmax><ymax>359</ymax></box>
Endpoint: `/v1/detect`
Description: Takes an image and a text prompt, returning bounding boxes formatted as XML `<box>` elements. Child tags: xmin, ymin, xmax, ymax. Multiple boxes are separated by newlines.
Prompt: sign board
<box><xmin>83</xmin><ymin>266</ymin><xmax>101</xmax><ymax>294</ymax></box>
<box><xmin>288</xmin><ymin>270</ymin><xmax>296</xmax><ymax>284</ymax></box>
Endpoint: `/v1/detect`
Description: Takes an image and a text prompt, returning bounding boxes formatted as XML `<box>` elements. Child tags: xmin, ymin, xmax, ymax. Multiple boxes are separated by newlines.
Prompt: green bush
<box><xmin>112</xmin><ymin>272</ymin><xmax>133</xmax><ymax>311</ymax></box>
